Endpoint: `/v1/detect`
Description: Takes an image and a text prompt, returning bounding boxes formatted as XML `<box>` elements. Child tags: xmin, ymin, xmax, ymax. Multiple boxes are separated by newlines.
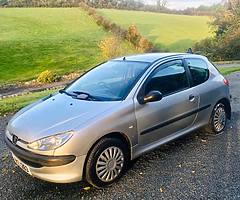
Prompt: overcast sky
<box><xmin>144</xmin><ymin>0</ymin><xmax>223</xmax><ymax>10</ymax></box>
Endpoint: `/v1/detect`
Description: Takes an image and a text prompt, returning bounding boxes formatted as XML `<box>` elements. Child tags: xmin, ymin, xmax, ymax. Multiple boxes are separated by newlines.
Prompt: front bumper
<box><xmin>5</xmin><ymin>136</ymin><xmax>86</xmax><ymax>183</ymax></box>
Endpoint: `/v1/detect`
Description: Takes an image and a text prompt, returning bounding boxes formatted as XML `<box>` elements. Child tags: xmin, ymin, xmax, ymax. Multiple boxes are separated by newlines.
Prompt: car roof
<box><xmin>113</xmin><ymin>53</ymin><xmax>189</xmax><ymax>63</ymax></box>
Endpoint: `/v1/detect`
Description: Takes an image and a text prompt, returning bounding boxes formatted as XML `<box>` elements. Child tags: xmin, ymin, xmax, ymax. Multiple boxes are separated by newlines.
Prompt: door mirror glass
<box><xmin>139</xmin><ymin>91</ymin><xmax>163</xmax><ymax>104</ymax></box>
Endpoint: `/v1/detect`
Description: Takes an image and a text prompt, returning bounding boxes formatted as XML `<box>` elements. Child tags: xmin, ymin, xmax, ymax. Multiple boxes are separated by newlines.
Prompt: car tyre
<box><xmin>85</xmin><ymin>137</ymin><xmax>129</xmax><ymax>188</ymax></box>
<box><xmin>205</xmin><ymin>103</ymin><xmax>227</xmax><ymax>134</ymax></box>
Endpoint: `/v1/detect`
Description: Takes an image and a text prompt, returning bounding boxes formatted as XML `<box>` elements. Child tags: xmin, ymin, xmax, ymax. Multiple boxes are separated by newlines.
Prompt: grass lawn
<box><xmin>218</xmin><ymin>66</ymin><xmax>240</xmax><ymax>76</ymax></box>
<box><xmin>98</xmin><ymin>9</ymin><xmax>212</xmax><ymax>52</ymax></box>
<box><xmin>0</xmin><ymin>8</ymin><xmax>136</xmax><ymax>86</ymax></box>
<box><xmin>0</xmin><ymin>89</ymin><xmax>57</xmax><ymax>116</ymax></box>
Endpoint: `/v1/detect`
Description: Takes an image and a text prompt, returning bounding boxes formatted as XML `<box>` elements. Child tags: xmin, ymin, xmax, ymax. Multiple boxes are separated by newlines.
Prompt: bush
<box><xmin>114</xmin><ymin>27</ymin><xmax>127</xmax><ymax>38</ymax></box>
<box><xmin>194</xmin><ymin>1</ymin><xmax>240</xmax><ymax>61</ymax></box>
<box><xmin>138</xmin><ymin>37</ymin><xmax>153</xmax><ymax>52</ymax></box>
<box><xmin>95</xmin><ymin>15</ymin><xmax>104</xmax><ymax>25</ymax></box>
<box><xmin>194</xmin><ymin>28</ymin><xmax>240</xmax><ymax>61</ymax></box>
<box><xmin>37</xmin><ymin>70</ymin><xmax>61</xmax><ymax>83</ymax></box>
<box><xmin>101</xmin><ymin>19</ymin><xmax>112</xmax><ymax>30</ymax></box>
<box><xmin>80</xmin><ymin>3</ymin><xmax>157</xmax><ymax>53</ymax></box>
<box><xmin>98</xmin><ymin>36</ymin><xmax>122</xmax><ymax>59</ymax></box>
<box><xmin>221</xmin><ymin>28</ymin><xmax>240</xmax><ymax>60</ymax></box>
<box><xmin>194</xmin><ymin>38</ymin><xmax>221</xmax><ymax>61</ymax></box>
<box><xmin>87</xmin><ymin>7</ymin><xmax>96</xmax><ymax>16</ymax></box>
<box><xmin>127</xmin><ymin>25</ymin><xmax>141</xmax><ymax>46</ymax></box>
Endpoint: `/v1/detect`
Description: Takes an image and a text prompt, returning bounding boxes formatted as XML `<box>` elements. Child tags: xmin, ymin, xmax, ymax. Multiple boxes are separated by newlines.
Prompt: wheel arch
<box><xmin>217</xmin><ymin>98</ymin><xmax>231</xmax><ymax>119</ymax></box>
<box><xmin>82</xmin><ymin>132</ymin><xmax>132</xmax><ymax>180</ymax></box>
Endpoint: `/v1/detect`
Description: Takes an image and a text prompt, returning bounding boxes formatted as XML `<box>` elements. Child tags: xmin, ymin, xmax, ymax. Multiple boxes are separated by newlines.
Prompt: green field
<box><xmin>0</xmin><ymin>8</ymin><xmax>217</xmax><ymax>86</ymax></box>
<box><xmin>0</xmin><ymin>8</ymin><xmax>113</xmax><ymax>85</ymax></box>
<box><xmin>98</xmin><ymin>9</ymin><xmax>212</xmax><ymax>52</ymax></box>
<box><xmin>0</xmin><ymin>89</ymin><xmax>57</xmax><ymax>116</ymax></box>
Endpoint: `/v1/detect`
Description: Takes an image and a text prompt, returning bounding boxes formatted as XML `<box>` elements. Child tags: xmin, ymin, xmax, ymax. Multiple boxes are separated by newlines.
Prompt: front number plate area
<box><xmin>12</xmin><ymin>153</ymin><xmax>32</xmax><ymax>175</ymax></box>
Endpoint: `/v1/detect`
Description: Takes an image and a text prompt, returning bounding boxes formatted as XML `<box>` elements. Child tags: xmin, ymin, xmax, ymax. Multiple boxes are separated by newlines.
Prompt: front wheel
<box><xmin>205</xmin><ymin>103</ymin><xmax>227</xmax><ymax>134</ymax></box>
<box><xmin>85</xmin><ymin>137</ymin><xmax>129</xmax><ymax>188</ymax></box>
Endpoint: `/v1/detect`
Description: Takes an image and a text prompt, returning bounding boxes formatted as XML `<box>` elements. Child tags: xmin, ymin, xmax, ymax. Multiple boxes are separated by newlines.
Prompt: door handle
<box><xmin>189</xmin><ymin>94</ymin><xmax>195</xmax><ymax>101</ymax></box>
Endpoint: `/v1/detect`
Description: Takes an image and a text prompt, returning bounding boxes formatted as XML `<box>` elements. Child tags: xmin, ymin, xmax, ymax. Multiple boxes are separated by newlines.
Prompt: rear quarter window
<box><xmin>186</xmin><ymin>58</ymin><xmax>209</xmax><ymax>87</ymax></box>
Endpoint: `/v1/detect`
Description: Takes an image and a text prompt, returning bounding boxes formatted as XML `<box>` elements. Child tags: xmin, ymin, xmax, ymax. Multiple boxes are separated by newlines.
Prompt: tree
<box><xmin>156</xmin><ymin>0</ymin><xmax>167</xmax><ymax>10</ymax></box>
<box><xmin>194</xmin><ymin>0</ymin><xmax>240</xmax><ymax>60</ymax></box>
<box><xmin>98</xmin><ymin>36</ymin><xmax>122</xmax><ymax>59</ymax></box>
<box><xmin>227</xmin><ymin>0</ymin><xmax>240</xmax><ymax>14</ymax></box>
<box><xmin>0</xmin><ymin>0</ymin><xmax>8</xmax><ymax>6</ymax></box>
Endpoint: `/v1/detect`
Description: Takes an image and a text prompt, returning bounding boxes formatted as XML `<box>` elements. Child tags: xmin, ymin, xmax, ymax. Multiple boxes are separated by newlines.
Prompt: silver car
<box><xmin>5</xmin><ymin>53</ymin><xmax>231</xmax><ymax>188</ymax></box>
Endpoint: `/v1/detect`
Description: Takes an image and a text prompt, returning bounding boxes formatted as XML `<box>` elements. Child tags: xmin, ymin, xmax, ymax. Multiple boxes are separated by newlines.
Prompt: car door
<box><xmin>134</xmin><ymin>59</ymin><xmax>200</xmax><ymax>145</ymax></box>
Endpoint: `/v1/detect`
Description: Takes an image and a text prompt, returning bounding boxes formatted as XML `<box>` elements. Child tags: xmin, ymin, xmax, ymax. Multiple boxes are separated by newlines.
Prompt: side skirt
<box><xmin>131</xmin><ymin>122</ymin><xmax>206</xmax><ymax>160</ymax></box>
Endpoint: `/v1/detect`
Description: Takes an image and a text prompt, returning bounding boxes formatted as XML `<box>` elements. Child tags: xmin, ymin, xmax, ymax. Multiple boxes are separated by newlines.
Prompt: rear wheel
<box><xmin>85</xmin><ymin>137</ymin><xmax>129</xmax><ymax>188</ymax></box>
<box><xmin>205</xmin><ymin>103</ymin><xmax>227</xmax><ymax>134</ymax></box>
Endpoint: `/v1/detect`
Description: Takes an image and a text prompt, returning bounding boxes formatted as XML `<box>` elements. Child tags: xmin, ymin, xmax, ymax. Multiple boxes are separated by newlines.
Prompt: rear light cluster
<box><xmin>223</xmin><ymin>78</ymin><xmax>229</xmax><ymax>86</ymax></box>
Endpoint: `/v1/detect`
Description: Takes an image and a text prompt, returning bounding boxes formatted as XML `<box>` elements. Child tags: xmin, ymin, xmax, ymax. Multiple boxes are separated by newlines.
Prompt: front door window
<box><xmin>145</xmin><ymin>60</ymin><xmax>189</xmax><ymax>96</ymax></box>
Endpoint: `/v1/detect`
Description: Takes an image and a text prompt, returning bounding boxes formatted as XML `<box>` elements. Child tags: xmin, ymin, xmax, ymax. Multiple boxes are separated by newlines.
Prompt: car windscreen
<box><xmin>64</xmin><ymin>60</ymin><xmax>150</xmax><ymax>101</ymax></box>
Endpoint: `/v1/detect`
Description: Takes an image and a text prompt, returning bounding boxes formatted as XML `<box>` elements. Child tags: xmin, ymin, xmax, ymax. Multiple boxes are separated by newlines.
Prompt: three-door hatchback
<box><xmin>5</xmin><ymin>53</ymin><xmax>231</xmax><ymax>187</ymax></box>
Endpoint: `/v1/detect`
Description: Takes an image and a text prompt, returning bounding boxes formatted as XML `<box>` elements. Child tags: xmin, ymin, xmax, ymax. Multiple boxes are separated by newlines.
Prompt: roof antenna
<box><xmin>187</xmin><ymin>48</ymin><xmax>193</xmax><ymax>54</ymax></box>
<box><xmin>123</xmin><ymin>56</ymin><xmax>126</xmax><ymax>61</ymax></box>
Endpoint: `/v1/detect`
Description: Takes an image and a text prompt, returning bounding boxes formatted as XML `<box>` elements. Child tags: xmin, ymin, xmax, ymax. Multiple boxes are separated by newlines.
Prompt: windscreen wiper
<box><xmin>59</xmin><ymin>89</ymin><xmax>73</xmax><ymax>97</ymax></box>
<box><xmin>72</xmin><ymin>91</ymin><xmax>102</xmax><ymax>101</ymax></box>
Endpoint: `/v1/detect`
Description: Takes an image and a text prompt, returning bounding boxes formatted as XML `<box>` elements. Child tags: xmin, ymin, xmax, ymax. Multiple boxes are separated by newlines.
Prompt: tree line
<box><xmin>194</xmin><ymin>0</ymin><xmax>240</xmax><ymax>61</ymax></box>
<box><xmin>1</xmin><ymin>0</ymin><xmax>150</xmax><ymax>8</ymax></box>
<box><xmin>1</xmin><ymin>0</ymin><xmax>221</xmax><ymax>16</ymax></box>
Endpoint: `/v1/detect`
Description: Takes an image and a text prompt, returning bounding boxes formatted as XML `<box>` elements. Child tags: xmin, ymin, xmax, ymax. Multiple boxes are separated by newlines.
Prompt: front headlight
<box><xmin>28</xmin><ymin>131</ymin><xmax>73</xmax><ymax>151</ymax></box>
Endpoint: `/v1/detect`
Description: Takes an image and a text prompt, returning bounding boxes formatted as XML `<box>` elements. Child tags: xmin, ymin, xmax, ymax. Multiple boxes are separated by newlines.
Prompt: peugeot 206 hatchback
<box><xmin>5</xmin><ymin>53</ymin><xmax>231</xmax><ymax>187</ymax></box>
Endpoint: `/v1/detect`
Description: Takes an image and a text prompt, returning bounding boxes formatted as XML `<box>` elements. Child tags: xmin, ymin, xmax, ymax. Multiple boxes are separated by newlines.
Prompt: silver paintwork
<box><xmin>6</xmin><ymin>53</ymin><xmax>231</xmax><ymax>183</ymax></box>
<box><xmin>28</xmin><ymin>155</ymin><xmax>86</xmax><ymax>183</ymax></box>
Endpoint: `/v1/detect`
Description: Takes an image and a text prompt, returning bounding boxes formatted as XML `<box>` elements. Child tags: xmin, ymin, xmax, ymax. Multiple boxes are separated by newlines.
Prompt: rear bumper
<box><xmin>5</xmin><ymin>136</ymin><xmax>86</xmax><ymax>183</ymax></box>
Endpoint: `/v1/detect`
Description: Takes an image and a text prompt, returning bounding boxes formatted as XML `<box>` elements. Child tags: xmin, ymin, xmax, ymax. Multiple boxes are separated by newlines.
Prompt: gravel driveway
<box><xmin>1</xmin><ymin>73</ymin><xmax>240</xmax><ymax>200</ymax></box>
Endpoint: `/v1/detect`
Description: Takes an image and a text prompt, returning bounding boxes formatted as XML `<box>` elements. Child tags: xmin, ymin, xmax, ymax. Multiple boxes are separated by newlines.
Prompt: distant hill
<box><xmin>98</xmin><ymin>9</ymin><xmax>213</xmax><ymax>52</ymax></box>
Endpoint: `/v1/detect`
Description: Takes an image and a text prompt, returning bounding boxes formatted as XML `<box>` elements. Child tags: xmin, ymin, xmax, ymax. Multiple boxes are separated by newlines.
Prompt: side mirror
<box><xmin>139</xmin><ymin>91</ymin><xmax>163</xmax><ymax>104</ymax></box>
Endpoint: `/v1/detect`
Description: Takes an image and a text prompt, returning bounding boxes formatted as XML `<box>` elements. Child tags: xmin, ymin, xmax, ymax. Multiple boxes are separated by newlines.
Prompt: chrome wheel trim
<box><xmin>213</xmin><ymin>105</ymin><xmax>226</xmax><ymax>132</ymax></box>
<box><xmin>96</xmin><ymin>146</ymin><xmax>124</xmax><ymax>182</ymax></box>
